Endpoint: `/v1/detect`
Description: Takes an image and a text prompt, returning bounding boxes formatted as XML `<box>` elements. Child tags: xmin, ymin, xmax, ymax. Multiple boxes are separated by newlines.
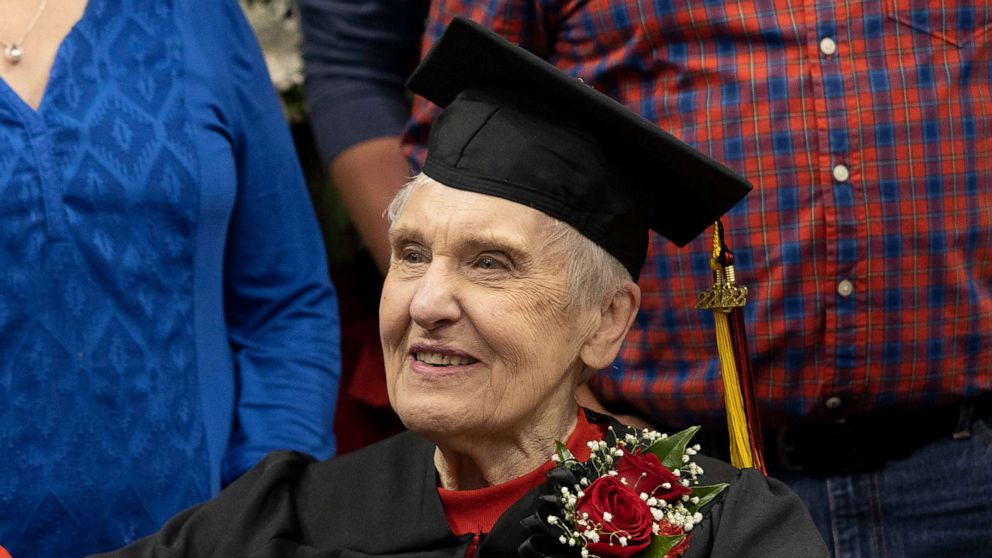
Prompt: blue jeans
<box><xmin>768</xmin><ymin>417</ymin><xmax>992</xmax><ymax>557</ymax></box>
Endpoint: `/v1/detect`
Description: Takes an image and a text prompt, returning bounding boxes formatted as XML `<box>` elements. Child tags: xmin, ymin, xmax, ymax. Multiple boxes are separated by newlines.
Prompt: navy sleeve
<box><xmin>298</xmin><ymin>0</ymin><xmax>430</xmax><ymax>165</ymax></box>
<box><xmin>218</xmin><ymin>0</ymin><xmax>342</xmax><ymax>484</ymax></box>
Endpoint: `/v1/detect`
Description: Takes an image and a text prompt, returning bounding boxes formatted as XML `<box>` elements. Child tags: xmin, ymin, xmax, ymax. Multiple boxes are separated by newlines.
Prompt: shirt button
<box><xmin>825</xmin><ymin>396</ymin><xmax>843</xmax><ymax>410</ymax></box>
<box><xmin>832</xmin><ymin>164</ymin><xmax>850</xmax><ymax>182</ymax></box>
<box><xmin>819</xmin><ymin>37</ymin><xmax>837</xmax><ymax>56</ymax></box>
<box><xmin>837</xmin><ymin>279</ymin><xmax>854</xmax><ymax>297</ymax></box>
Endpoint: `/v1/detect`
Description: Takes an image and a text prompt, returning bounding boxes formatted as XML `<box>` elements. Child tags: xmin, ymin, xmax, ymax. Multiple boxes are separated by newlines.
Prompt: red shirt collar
<box><xmin>437</xmin><ymin>408</ymin><xmax>607</xmax><ymax>537</ymax></box>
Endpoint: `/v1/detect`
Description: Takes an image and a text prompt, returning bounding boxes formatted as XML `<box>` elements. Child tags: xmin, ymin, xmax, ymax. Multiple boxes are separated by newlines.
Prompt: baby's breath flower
<box><xmin>543</xmin><ymin>426</ymin><xmax>719</xmax><ymax>557</ymax></box>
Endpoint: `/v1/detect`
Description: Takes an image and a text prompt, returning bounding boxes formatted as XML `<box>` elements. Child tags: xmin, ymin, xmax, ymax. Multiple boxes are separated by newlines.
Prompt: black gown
<box><xmin>91</xmin><ymin>412</ymin><xmax>828</xmax><ymax>558</ymax></box>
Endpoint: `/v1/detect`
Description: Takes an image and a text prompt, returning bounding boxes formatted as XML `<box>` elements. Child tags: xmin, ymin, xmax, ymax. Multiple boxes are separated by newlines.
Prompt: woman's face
<box><xmin>380</xmin><ymin>180</ymin><xmax>594</xmax><ymax>442</ymax></box>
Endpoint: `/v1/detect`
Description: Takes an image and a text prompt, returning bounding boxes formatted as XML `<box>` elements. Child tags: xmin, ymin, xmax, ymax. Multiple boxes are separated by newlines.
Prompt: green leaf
<box><xmin>555</xmin><ymin>440</ymin><xmax>575</xmax><ymax>463</ymax></box>
<box><xmin>685</xmin><ymin>483</ymin><xmax>729</xmax><ymax>514</ymax></box>
<box><xmin>646</xmin><ymin>426</ymin><xmax>700</xmax><ymax>470</ymax></box>
<box><xmin>641</xmin><ymin>534</ymin><xmax>686</xmax><ymax>558</ymax></box>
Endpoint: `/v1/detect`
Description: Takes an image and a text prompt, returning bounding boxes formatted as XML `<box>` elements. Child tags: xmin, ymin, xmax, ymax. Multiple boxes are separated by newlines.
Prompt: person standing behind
<box><xmin>0</xmin><ymin>0</ymin><xmax>340</xmax><ymax>556</ymax></box>
<box><xmin>299</xmin><ymin>0</ymin><xmax>992</xmax><ymax>556</ymax></box>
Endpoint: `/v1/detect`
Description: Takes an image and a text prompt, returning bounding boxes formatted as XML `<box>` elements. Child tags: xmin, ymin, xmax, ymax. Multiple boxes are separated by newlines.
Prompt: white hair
<box><xmin>386</xmin><ymin>173</ymin><xmax>632</xmax><ymax>312</ymax></box>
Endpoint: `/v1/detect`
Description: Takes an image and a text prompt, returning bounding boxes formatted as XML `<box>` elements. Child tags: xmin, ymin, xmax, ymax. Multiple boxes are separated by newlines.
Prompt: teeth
<box><xmin>415</xmin><ymin>352</ymin><xmax>473</xmax><ymax>366</ymax></box>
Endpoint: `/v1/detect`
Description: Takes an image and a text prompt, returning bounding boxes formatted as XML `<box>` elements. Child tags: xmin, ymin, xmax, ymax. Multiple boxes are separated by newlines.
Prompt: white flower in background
<box><xmin>239</xmin><ymin>0</ymin><xmax>307</xmax><ymax>121</ymax></box>
<box><xmin>240</xmin><ymin>0</ymin><xmax>304</xmax><ymax>93</ymax></box>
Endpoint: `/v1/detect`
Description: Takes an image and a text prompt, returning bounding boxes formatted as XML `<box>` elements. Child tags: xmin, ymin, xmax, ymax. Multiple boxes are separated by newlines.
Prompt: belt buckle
<box><xmin>773</xmin><ymin>419</ymin><xmax>851</xmax><ymax>473</ymax></box>
<box><xmin>775</xmin><ymin>427</ymin><xmax>805</xmax><ymax>472</ymax></box>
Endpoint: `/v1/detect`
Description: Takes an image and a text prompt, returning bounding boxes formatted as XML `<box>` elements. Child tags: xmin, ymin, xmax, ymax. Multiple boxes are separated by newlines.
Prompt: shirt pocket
<box><xmin>885</xmin><ymin>0</ymin><xmax>992</xmax><ymax>47</ymax></box>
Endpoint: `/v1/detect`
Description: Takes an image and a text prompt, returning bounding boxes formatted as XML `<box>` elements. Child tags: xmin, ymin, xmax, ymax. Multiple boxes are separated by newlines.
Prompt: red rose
<box><xmin>615</xmin><ymin>450</ymin><xmax>690</xmax><ymax>503</ymax></box>
<box><xmin>656</xmin><ymin>520</ymin><xmax>691</xmax><ymax>557</ymax></box>
<box><xmin>574</xmin><ymin>476</ymin><xmax>653</xmax><ymax>558</ymax></box>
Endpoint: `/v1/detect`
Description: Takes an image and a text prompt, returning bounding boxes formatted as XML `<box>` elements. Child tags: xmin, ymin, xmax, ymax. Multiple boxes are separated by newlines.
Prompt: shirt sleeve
<box><xmin>298</xmin><ymin>0</ymin><xmax>430</xmax><ymax>166</ymax></box>
<box><xmin>214</xmin><ymin>0</ymin><xmax>341</xmax><ymax>484</ymax></box>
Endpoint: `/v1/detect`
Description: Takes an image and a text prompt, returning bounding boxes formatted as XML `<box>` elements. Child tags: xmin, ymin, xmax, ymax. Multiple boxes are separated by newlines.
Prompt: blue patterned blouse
<box><xmin>0</xmin><ymin>1</ymin><xmax>340</xmax><ymax>556</ymax></box>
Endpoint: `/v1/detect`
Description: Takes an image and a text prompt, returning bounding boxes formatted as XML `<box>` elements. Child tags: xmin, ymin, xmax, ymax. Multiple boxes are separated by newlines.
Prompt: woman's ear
<box><xmin>579</xmin><ymin>281</ymin><xmax>641</xmax><ymax>370</ymax></box>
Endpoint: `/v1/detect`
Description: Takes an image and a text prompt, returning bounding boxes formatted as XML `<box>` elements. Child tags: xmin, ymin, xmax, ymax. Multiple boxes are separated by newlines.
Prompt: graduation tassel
<box><xmin>696</xmin><ymin>221</ymin><xmax>766</xmax><ymax>473</ymax></box>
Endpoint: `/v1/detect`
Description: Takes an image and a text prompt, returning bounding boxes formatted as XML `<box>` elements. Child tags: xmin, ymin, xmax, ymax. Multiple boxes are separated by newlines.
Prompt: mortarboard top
<box><xmin>406</xmin><ymin>17</ymin><xmax>751</xmax><ymax>279</ymax></box>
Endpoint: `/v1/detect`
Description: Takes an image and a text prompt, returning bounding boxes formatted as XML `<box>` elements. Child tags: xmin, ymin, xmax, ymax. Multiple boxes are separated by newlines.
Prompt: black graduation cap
<box><xmin>406</xmin><ymin>17</ymin><xmax>751</xmax><ymax>279</ymax></box>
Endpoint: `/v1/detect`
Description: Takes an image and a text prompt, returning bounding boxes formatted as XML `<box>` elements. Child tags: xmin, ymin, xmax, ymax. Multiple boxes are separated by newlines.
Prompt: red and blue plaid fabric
<box><xmin>403</xmin><ymin>0</ymin><xmax>992</xmax><ymax>427</ymax></box>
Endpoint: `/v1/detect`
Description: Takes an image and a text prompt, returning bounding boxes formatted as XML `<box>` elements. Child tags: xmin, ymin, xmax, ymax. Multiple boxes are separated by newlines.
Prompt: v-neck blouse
<box><xmin>0</xmin><ymin>1</ymin><xmax>339</xmax><ymax>556</ymax></box>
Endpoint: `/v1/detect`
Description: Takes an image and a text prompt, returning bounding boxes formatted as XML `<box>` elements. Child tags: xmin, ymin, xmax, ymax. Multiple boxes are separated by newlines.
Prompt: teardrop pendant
<box><xmin>4</xmin><ymin>43</ymin><xmax>23</xmax><ymax>64</ymax></box>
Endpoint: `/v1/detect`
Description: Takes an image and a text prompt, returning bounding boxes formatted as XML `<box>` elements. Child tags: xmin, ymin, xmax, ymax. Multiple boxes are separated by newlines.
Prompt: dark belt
<box><xmin>767</xmin><ymin>397</ymin><xmax>992</xmax><ymax>475</ymax></box>
<box><xmin>686</xmin><ymin>397</ymin><xmax>991</xmax><ymax>475</ymax></box>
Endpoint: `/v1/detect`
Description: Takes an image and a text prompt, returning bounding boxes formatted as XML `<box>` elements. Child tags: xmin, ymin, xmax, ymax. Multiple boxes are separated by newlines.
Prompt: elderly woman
<box><xmin>91</xmin><ymin>18</ymin><xmax>827</xmax><ymax>558</ymax></box>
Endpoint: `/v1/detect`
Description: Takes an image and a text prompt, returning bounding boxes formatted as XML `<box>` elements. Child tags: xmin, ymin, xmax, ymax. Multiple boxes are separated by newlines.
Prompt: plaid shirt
<box><xmin>404</xmin><ymin>0</ymin><xmax>992</xmax><ymax>427</ymax></box>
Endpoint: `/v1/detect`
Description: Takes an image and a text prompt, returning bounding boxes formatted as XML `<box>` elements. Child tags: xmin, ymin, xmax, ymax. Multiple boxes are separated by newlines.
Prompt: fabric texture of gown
<box><xmin>93</xmin><ymin>412</ymin><xmax>829</xmax><ymax>558</ymax></box>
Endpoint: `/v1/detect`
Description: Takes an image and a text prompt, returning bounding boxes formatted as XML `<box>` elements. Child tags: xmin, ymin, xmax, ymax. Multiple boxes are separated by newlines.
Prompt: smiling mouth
<box><xmin>413</xmin><ymin>351</ymin><xmax>478</xmax><ymax>367</ymax></box>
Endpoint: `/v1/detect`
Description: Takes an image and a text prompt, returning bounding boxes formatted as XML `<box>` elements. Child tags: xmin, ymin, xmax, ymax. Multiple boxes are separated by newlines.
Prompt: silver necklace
<box><xmin>1</xmin><ymin>0</ymin><xmax>51</xmax><ymax>64</ymax></box>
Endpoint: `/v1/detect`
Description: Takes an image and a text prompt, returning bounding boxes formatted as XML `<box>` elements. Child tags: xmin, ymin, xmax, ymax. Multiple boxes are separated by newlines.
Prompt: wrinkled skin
<box><xmin>380</xmin><ymin>180</ymin><xmax>598</xmax><ymax>488</ymax></box>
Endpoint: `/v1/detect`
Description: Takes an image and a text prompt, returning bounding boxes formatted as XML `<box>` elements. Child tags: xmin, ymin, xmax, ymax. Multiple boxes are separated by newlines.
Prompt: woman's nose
<box><xmin>409</xmin><ymin>262</ymin><xmax>462</xmax><ymax>331</ymax></box>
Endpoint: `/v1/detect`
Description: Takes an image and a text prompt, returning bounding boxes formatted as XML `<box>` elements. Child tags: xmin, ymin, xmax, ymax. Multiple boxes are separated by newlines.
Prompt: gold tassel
<box><xmin>712</xmin><ymin>311</ymin><xmax>754</xmax><ymax>468</ymax></box>
<box><xmin>697</xmin><ymin>223</ymin><xmax>757</xmax><ymax>470</ymax></box>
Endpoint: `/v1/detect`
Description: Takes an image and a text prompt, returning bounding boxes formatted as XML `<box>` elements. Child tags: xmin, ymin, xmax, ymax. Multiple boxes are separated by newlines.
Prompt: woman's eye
<box><xmin>400</xmin><ymin>249</ymin><xmax>427</xmax><ymax>264</ymax></box>
<box><xmin>476</xmin><ymin>255</ymin><xmax>507</xmax><ymax>271</ymax></box>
